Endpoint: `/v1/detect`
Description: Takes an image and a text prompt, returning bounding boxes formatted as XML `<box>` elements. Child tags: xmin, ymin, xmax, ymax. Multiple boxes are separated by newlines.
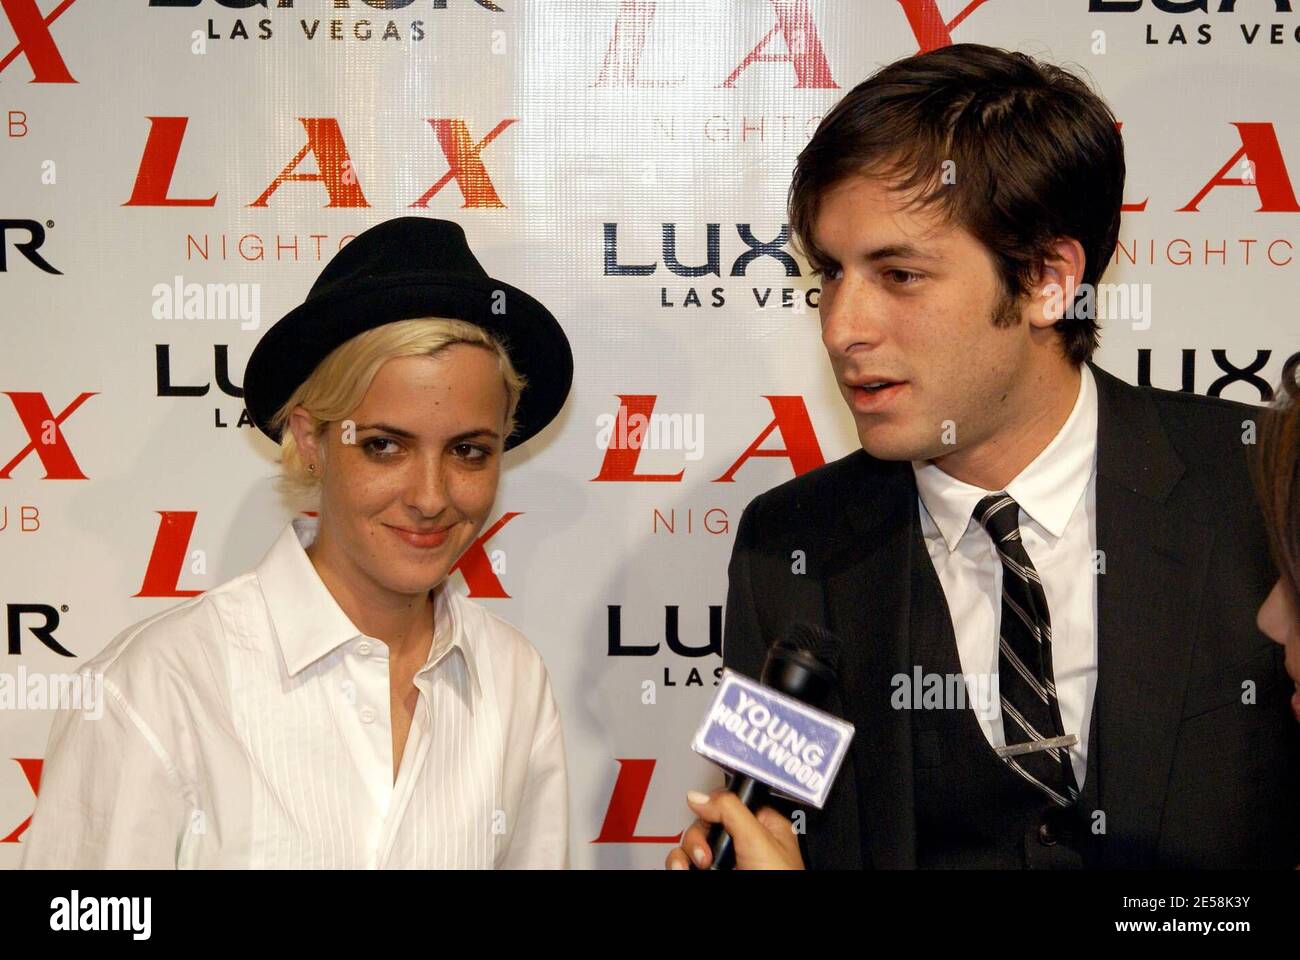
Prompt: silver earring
<box><xmin>308</xmin><ymin>463</ymin><xmax>317</xmax><ymax>474</ymax></box>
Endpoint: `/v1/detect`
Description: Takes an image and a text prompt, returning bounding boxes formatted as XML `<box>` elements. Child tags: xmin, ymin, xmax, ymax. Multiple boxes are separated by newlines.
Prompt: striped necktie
<box><xmin>974</xmin><ymin>492</ymin><xmax>1078</xmax><ymax>807</ymax></box>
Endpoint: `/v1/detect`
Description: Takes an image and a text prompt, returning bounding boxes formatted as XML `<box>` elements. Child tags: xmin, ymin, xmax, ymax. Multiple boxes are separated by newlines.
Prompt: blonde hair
<box><xmin>270</xmin><ymin>317</ymin><xmax>526</xmax><ymax>501</ymax></box>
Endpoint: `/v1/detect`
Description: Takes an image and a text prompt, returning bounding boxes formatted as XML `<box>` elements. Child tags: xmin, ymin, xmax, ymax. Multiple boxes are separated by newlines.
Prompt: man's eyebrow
<box><xmin>807</xmin><ymin>241</ymin><xmax>943</xmax><ymax>265</ymax></box>
<box><xmin>864</xmin><ymin>242</ymin><xmax>942</xmax><ymax>263</ymax></box>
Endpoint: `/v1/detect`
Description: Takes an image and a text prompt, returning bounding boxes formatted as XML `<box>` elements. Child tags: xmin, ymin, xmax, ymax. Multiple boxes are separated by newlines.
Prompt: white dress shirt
<box><xmin>911</xmin><ymin>365</ymin><xmax>1099</xmax><ymax>787</ymax></box>
<box><xmin>20</xmin><ymin>516</ymin><xmax>568</xmax><ymax>869</ymax></box>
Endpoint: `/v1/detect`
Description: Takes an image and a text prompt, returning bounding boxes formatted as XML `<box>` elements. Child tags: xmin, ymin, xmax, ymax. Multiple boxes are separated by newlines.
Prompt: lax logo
<box><xmin>124</xmin><ymin>116</ymin><xmax>517</xmax><ymax>209</ymax></box>
<box><xmin>0</xmin><ymin>391</ymin><xmax>94</xmax><ymax>480</ymax></box>
<box><xmin>134</xmin><ymin>510</ymin><xmax>527</xmax><ymax>598</ymax></box>
<box><xmin>592</xmin><ymin>395</ymin><xmax>824</xmax><ymax>483</ymax></box>
<box><xmin>0</xmin><ymin>757</ymin><xmax>42</xmax><ymax>844</ymax></box>
<box><xmin>0</xmin><ymin>0</ymin><xmax>80</xmax><ymax>83</ymax></box>
<box><xmin>594</xmin><ymin>0</ymin><xmax>1000</xmax><ymax>87</ymax></box>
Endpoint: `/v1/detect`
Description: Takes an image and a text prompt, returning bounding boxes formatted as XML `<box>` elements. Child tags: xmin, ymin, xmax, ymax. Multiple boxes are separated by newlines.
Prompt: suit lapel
<box><xmin>814</xmin><ymin>365</ymin><xmax>1210</xmax><ymax>868</ymax></box>
<box><xmin>824</xmin><ymin>454</ymin><xmax>919</xmax><ymax>868</ymax></box>
<box><xmin>1089</xmin><ymin>362</ymin><xmax>1214</xmax><ymax>867</ymax></box>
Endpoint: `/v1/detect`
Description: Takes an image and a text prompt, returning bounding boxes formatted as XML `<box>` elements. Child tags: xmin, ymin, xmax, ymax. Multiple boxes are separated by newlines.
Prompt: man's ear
<box><xmin>288</xmin><ymin>405</ymin><xmax>324</xmax><ymax>468</ymax></box>
<box><xmin>1026</xmin><ymin>237</ymin><xmax>1087</xmax><ymax>330</ymax></box>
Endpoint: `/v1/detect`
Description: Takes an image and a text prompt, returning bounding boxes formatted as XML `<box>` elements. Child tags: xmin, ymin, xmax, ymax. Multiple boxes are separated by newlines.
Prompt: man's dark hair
<box><xmin>789</xmin><ymin>43</ymin><xmax>1125</xmax><ymax>365</ymax></box>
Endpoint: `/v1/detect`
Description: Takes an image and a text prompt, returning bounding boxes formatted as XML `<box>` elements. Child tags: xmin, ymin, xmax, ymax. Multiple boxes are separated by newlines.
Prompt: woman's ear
<box><xmin>288</xmin><ymin>405</ymin><xmax>323</xmax><ymax>470</ymax></box>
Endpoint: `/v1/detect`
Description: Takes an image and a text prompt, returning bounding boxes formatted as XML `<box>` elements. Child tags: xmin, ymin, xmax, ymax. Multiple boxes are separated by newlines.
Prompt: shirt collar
<box><xmin>428</xmin><ymin>577</ymin><xmax>484</xmax><ymax>712</ymax></box>
<box><xmin>911</xmin><ymin>364</ymin><xmax>1098</xmax><ymax>553</ymax></box>
<box><xmin>256</xmin><ymin>516</ymin><xmax>483</xmax><ymax>706</ymax></box>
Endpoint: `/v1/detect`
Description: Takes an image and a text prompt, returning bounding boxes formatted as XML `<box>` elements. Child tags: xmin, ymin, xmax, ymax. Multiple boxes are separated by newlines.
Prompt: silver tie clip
<box><xmin>995</xmin><ymin>733</ymin><xmax>1078</xmax><ymax>758</ymax></box>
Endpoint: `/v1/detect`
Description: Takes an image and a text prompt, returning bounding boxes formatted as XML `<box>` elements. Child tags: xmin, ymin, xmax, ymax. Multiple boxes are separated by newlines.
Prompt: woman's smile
<box><xmin>384</xmin><ymin>522</ymin><xmax>453</xmax><ymax>550</ymax></box>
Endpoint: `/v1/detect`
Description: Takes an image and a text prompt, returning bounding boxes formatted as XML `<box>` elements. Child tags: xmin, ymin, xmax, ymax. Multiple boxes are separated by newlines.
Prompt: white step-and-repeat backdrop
<box><xmin>2</xmin><ymin>0</ymin><xmax>1297</xmax><ymax>868</ymax></box>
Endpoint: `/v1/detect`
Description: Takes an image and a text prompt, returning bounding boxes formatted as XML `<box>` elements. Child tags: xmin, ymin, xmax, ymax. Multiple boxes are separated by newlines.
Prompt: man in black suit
<box><xmin>667</xmin><ymin>44</ymin><xmax>1298</xmax><ymax>870</ymax></box>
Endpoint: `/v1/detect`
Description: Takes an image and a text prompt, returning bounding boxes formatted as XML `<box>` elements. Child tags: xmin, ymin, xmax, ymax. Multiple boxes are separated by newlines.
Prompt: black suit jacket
<box><xmin>722</xmin><ymin>362</ymin><xmax>1300</xmax><ymax>868</ymax></box>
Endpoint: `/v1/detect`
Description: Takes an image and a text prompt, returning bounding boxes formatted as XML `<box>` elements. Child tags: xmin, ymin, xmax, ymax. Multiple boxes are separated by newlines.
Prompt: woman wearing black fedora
<box><xmin>21</xmin><ymin>218</ymin><xmax>573</xmax><ymax>869</ymax></box>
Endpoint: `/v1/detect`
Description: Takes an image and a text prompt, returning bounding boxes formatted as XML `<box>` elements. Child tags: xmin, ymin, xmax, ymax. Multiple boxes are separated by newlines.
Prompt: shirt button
<box><xmin>356</xmin><ymin>641</ymin><xmax>372</xmax><ymax>657</ymax></box>
<box><xmin>359</xmin><ymin>706</ymin><xmax>376</xmax><ymax>724</ymax></box>
<box><xmin>1038</xmin><ymin>821</ymin><xmax>1059</xmax><ymax>846</ymax></box>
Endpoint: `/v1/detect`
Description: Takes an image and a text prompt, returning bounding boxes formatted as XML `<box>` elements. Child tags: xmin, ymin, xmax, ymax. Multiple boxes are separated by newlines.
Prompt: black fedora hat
<box><xmin>244</xmin><ymin>217</ymin><xmax>572</xmax><ymax>450</ymax></box>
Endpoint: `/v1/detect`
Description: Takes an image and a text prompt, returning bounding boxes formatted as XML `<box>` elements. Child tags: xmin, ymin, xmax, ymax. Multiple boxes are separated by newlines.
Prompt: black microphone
<box><xmin>703</xmin><ymin>622</ymin><xmax>843</xmax><ymax>870</ymax></box>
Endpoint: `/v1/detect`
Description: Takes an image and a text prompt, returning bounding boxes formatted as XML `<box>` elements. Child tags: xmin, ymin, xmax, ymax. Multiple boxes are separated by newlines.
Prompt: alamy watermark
<box><xmin>891</xmin><ymin>667</ymin><xmax>999</xmax><ymax>713</ymax></box>
<box><xmin>152</xmin><ymin>274</ymin><xmax>261</xmax><ymax>330</ymax></box>
<box><xmin>595</xmin><ymin>408</ymin><xmax>705</xmax><ymax>460</ymax></box>
<box><xmin>0</xmin><ymin>667</ymin><xmax>104</xmax><ymax>718</ymax></box>
<box><xmin>1041</xmin><ymin>279</ymin><xmax>1153</xmax><ymax>331</ymax></box>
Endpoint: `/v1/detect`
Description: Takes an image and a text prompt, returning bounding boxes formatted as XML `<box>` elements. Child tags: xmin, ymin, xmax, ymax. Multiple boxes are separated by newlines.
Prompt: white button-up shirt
<box><xmin>20</xmin><ymin>517</ymin><xmax>568</xmax><ymax>869</ymax></box>
<box><xmin>911</xmin><ymin>365</ymin><xmax>1100</xmax><ymax>787</ymax></box>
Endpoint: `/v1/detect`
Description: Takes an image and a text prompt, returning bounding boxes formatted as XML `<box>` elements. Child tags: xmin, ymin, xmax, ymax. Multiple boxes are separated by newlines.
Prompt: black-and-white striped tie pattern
<box><xmin>975</xmin><ymin>493</ymin><xmax>1079</xmax><ymax>807</ymax></box>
